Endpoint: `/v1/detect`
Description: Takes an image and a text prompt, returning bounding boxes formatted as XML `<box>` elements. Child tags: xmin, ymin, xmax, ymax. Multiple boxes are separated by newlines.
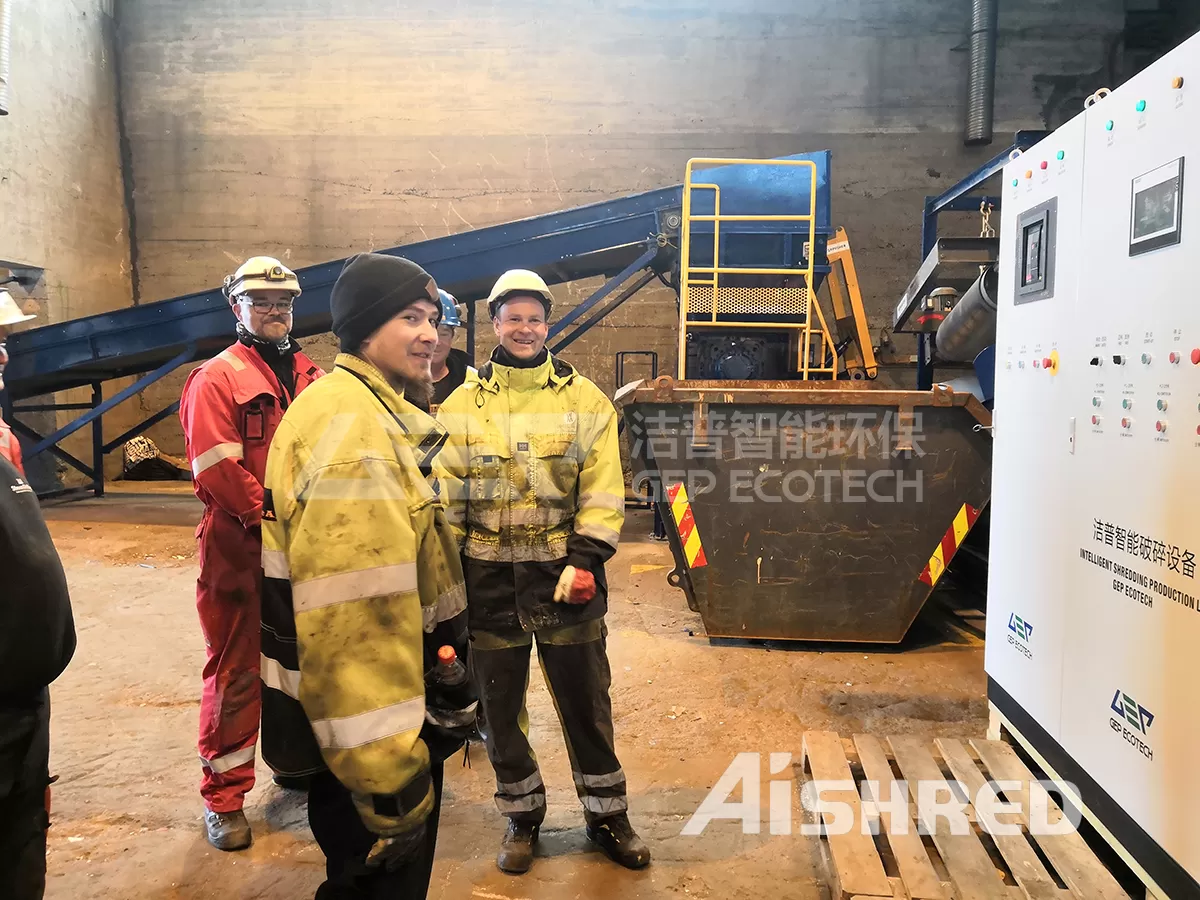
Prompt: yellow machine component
<box><xmin>677</xmin><ymin>157</ymin><xmax>839</xmax><ymax>380</ymax></box>
<box><xmin>822</xmin><ymin>227</ymin><xmax>878</xmax><ymax>380</ymax></box>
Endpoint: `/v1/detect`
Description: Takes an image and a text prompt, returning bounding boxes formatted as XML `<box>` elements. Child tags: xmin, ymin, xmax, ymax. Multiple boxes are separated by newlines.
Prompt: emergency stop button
<box><xmin>1044</xmin><ymin>350</ymin><xmax>1059</xmax><ymax>374</ymax></box>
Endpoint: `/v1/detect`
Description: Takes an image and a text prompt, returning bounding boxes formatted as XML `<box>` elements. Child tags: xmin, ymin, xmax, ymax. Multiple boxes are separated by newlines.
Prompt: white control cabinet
<box><xmin>987</xmin><ymin>34</ymin><xmax>1200</xmax><ymax>898</ymax></box>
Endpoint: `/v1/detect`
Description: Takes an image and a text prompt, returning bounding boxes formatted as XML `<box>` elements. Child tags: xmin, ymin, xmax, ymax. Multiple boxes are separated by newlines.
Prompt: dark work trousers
<box><xmin>308</xmin><ymin>763</ymin><xmax>444</xmax><ymax>900</ymax></box>
<box><xmin>0</xmin><ymin>693</ymin><xmax>51</xmax><ymax>900</ymax></box>
<box><xmin>0</xmin><ymin>787</ymin><xmax>48</xmax><ymax>900</ymax></box>
<box><xmin>471</xmin><ymin>619</ymin><xmax>628</xmax><ymax>826</ymax></box>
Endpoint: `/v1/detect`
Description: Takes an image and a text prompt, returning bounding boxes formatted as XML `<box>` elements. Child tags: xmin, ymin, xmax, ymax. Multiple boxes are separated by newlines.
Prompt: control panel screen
<box><xmin>1022</xmin><ymin>221</ymin><xmax>1044</xmax><ymax>285</ymax></box>
<box><xmin>1015</xmin><ymin>197</ymin><xmax>1055</xmax><ymax>304</ymax></box>
<box><xmin>1130</xmin><ymin>157</ymin><xmax>1184</xmax><ymax>256</ymax></box>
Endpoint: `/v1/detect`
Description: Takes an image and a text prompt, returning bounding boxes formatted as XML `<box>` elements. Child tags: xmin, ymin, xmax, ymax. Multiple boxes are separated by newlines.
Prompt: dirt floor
<box><xmin>39</xmin><ymin>485</ymin><xmax>988</xmax><ymax>900</ymax></box>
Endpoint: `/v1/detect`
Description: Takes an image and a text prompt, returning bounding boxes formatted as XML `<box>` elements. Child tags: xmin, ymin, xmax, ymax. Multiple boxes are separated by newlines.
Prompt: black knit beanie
<box><xmin>330</xmin><ymin>253</ymin><xmax>441</xmax><ymax>352</ymax></box>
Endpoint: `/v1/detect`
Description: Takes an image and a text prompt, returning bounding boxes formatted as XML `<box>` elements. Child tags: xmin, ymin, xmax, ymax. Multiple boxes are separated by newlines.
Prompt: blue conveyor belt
<box><xmin>5</xmin><ymin>152</ymin><xmax>832</xmax><ymax>401</ymax></box>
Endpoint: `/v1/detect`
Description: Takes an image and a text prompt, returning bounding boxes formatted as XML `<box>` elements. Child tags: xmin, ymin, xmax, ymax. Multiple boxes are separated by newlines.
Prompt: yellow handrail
<box><xmin>678</xmin><ymin>157</ymin><xmax>837</xmax><ymax>380</ymax></box>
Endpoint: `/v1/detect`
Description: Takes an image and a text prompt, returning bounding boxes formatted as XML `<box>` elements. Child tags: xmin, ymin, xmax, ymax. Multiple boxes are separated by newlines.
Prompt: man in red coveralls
<box><xmin>179</xmin><ymin>257</ymin><xmax>323</xmax><ymax>850</ymax></box>
<box><xmin>0</xmin><ymin>290</ymin><xmax>37</xmax><ymax>476</ymax></box>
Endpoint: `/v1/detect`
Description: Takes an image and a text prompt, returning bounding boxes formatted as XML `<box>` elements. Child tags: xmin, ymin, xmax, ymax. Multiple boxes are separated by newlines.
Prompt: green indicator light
<box><xmin>1011</xmin><ymin>178</ymin><xmax>1018</xmax><ymax>187</ymax></box>
<box><xmin>1136</xmin><ymin>99</ymin><xmax>1147</xmax><ymax>112</ymax></box>
<box><xmin>1106</xmin><ymin>120</ymin><xmax>1114</xmax><ymax>131</ymax></box>
<box><xmin>1057</xmin><ymin>150</ymin><xmax>1065</xmax><ymax>160</ymax></box>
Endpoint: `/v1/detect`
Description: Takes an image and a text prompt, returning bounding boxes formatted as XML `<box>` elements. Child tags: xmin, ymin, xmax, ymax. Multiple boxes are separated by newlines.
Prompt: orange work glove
<box><xmin>553</xmin><ymin>565</ymin><xmax>596</xmax><ymax>604</ymax></box>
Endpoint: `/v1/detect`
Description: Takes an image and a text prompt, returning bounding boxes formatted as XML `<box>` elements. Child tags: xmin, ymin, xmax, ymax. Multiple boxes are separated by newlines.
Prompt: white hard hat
<box><xmin>486</xmin><ymin>269</ymin><xmax>553</xmax><ymax>318</ymax></box>
<box><xmin>0</xmin><ymin>290</ymin><xmax>36</xmax><ymax>326</ymax></box>
<box><xmin>223</xmin><ymin>256</ymin><xmax>301</xmax><ymax>302</ymax></box>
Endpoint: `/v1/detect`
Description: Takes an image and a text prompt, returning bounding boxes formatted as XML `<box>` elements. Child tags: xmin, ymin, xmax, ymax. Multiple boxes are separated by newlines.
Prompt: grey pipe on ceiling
<box><xmin>965</xmin><ymin>0</ymin><xmax>998</xmax><ymax>145</ymax></box>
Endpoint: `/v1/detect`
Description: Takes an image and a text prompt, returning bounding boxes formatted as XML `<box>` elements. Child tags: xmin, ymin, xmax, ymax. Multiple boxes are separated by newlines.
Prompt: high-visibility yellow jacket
<box><xmin>259</xmin><ymin>353</ymin><xmax>470</xmax><ymax>837</ymax></box>
<box><xmin>434</xmin><ymin>352</ymin><xmax>625</xmax><ymax>632</ymax></box>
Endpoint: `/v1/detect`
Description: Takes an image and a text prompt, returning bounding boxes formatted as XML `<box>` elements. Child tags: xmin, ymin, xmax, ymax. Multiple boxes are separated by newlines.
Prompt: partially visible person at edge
<box><xmin>405</xmin><ymin>288</ymin><xmax>471</xmax><ymax>412</ymax></box>
<box><xmin>178</xmin><ymin>256</ymin><xmax>324</xmax><ymax>851</ymax></box>
<box><xmin>0</xmin><ymin>289</ymin><xmax>37</xmax><ymax>475</ymax></box>
<box><xmin>434</xmin><ymin>268</ymin><xmax>650</xmax><ymax>875</ymax></box>
<box><xmin>259</xmin><ymin>252</ymin><xmax>476</xmax><ymax>899</ymax></box>
<box><xmin>0</xmin><ymin>453</ymin><xmax>75</xmax><ymax>899</ymax></box>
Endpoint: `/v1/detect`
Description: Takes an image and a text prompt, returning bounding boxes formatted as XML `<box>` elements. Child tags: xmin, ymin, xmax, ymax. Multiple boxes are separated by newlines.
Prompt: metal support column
<box><xmin>91</xmin><ymin>383</ymin><xmax>104</xmax><ymax>496</ymax></box>
<box><xmin>13</xmin><ymin>343</ymin><xmax>196</xmax><ymax>497</ymax></box>
<box><xmin>7</xmin><ymin>418</ymin><xmax>96</xmax><ymax>484</ymax></box>
<box><xmin>23</xmin><ymin>343</ymin><xmax>196</xmax><ymax>461</ymax></box>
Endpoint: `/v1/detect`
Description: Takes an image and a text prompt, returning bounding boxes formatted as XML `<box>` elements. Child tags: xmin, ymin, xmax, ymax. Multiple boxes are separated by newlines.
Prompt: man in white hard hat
<box><xmin>0</xmin><ymin>291</ymin><xmax>37</xmax><ymax>476</ymax></box>
<box><xmin>435</xmin><ymin>269</ymin><xmax>649</xmax><ymax>874</ymax></box>
<box><xmin>178</xmin><ymin>257</ymin><xmax>324</xmax><ymax>850</ymax></box>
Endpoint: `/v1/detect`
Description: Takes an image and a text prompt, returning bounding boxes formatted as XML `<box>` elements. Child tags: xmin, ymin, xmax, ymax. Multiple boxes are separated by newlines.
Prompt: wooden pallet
<box><xmin>799</xmin><ymin>732</ymin><xmax>1131</xmax><ymax>900</ymax></box>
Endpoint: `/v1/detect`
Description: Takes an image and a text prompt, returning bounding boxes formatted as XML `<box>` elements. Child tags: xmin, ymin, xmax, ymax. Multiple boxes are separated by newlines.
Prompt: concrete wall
<box><xmin>0</xmin><ymin>0</ymin><xmax>135</xmax><ymax>481</ymax></box>
<box><xmin>115</xmin><ymin>0</ymin><xmax>1126</xmax><ymax>454</ymax></box>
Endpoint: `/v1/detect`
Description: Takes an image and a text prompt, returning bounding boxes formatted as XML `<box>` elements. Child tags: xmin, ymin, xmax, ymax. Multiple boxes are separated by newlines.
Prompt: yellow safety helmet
<box><xmin>223</xmin><ymin>256</ymin><xmax>301</xmax><ymax>302</ymax></box>
<box><xmin>486</xmin><ymin>269</ymin><xmax>553</xmax><ymax>319</ymax></box>
<box><xmin>0</xmin><ymin>290</ymin><xmax>36</xmax><ymax>326</ymax></box>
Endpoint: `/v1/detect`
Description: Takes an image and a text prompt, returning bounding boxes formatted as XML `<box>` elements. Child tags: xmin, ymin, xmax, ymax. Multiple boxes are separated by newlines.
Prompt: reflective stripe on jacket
<box><xmin>260</xmin><ymin>353</ymin><xmax>468</xmax><ymax>836</ymax></box>
<box><xmin>433</xmin><ymin>353</ymin><xmax>625</xmax><ymax>630</ymax></box>
<box><xmin>180</xmin><ymin>341</ymin><xmax>322</xmax><ymax>527</ymax></box>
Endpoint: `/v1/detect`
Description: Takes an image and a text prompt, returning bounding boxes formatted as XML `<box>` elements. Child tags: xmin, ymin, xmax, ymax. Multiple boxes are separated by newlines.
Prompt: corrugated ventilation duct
<box><xmin>965</xmin><ymin>0</ymin><xmax>998</xmax><ymax>145</ymax></box>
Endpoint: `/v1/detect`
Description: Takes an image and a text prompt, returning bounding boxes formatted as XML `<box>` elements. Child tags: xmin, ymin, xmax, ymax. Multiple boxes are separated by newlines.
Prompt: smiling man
<box><xmin>259</xmin><ymin>253</ymin><xmax>474</xmax><ymax>898</ymax></box>
<box><xmin>179</xmin><ymin>256</ymin><xmax>324</xmax><ymax>850</ymax></box>
<box><xmin>434</xmin><ymin>269</ymin><xmax>648</xmax><ymax>875</ymax></box>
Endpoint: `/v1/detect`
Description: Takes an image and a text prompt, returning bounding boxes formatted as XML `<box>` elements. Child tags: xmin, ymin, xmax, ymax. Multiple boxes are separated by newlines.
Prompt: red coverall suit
<box><xmin>0</xmin><ymin>419</ymin><xmax>23</xmax><ymax>476</ymax></box>
<box><xmin>179</xmin><ymin>340</ymin><xmax>322</xmax><ymax>813</ymax></box>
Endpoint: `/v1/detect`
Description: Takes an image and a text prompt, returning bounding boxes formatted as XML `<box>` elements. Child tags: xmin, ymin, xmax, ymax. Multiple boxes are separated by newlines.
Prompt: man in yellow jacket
<box><xmin>435</xmin><ymin>269</ymin><xmax>649</xmax><ymax>875</ymax></box>
<box><xmin>260</xmin><ymin>253</ymin><xmax>474</xmax><ymax>898</ymax></box>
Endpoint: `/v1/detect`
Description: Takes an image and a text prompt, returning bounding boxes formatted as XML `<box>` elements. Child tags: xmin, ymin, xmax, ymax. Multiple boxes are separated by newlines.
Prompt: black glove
<box><xmin>365</xmin><ymin>819</ymin><xmax>427</xmax><ymax>871</ymax></box>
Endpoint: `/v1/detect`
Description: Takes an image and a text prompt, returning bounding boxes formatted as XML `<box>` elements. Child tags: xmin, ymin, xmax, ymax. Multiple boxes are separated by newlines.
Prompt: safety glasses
<box><xmin>240</xmin><ymin>299</ymin><xmax>294</xmax><ymax>314</ymax></box>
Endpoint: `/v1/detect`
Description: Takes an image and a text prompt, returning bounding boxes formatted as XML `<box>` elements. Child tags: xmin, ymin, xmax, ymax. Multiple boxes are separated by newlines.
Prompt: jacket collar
<box><xmin>473</xmin><ymin>351</ymin><xmax>575</xmax><ymax>396</ymax></box>
<box><xmin>334</xmin><ymin>353</ymin><xmax>448</xmax><ymax>466</ymax></box>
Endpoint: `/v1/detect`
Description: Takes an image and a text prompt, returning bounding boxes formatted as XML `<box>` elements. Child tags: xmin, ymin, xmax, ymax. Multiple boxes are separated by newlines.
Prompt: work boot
<box><xmin>496</xmin><ymin>820</ymin><xmax>539</xmax><ymax>874</ymax></box>
<box><xmin>586</xmin><ymin>813</ymin><xmax>650</xmax><ymax>869</ymax></box>
<box><xmin>272</xmin><ymin>773</ymin><xmax>311</xmax><ymax>791</ymax></box>
<box><xmin>204</xmin><ymin>808</ymin><xmax>252</xmax><ymax>851</ymax></box>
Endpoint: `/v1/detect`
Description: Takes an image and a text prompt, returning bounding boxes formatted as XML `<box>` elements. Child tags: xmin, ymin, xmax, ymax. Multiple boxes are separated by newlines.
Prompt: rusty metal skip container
<box><xmin>618</xmin><ymin>377</ymin><xmax>992</xmax><ymax>643</ymax></box>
